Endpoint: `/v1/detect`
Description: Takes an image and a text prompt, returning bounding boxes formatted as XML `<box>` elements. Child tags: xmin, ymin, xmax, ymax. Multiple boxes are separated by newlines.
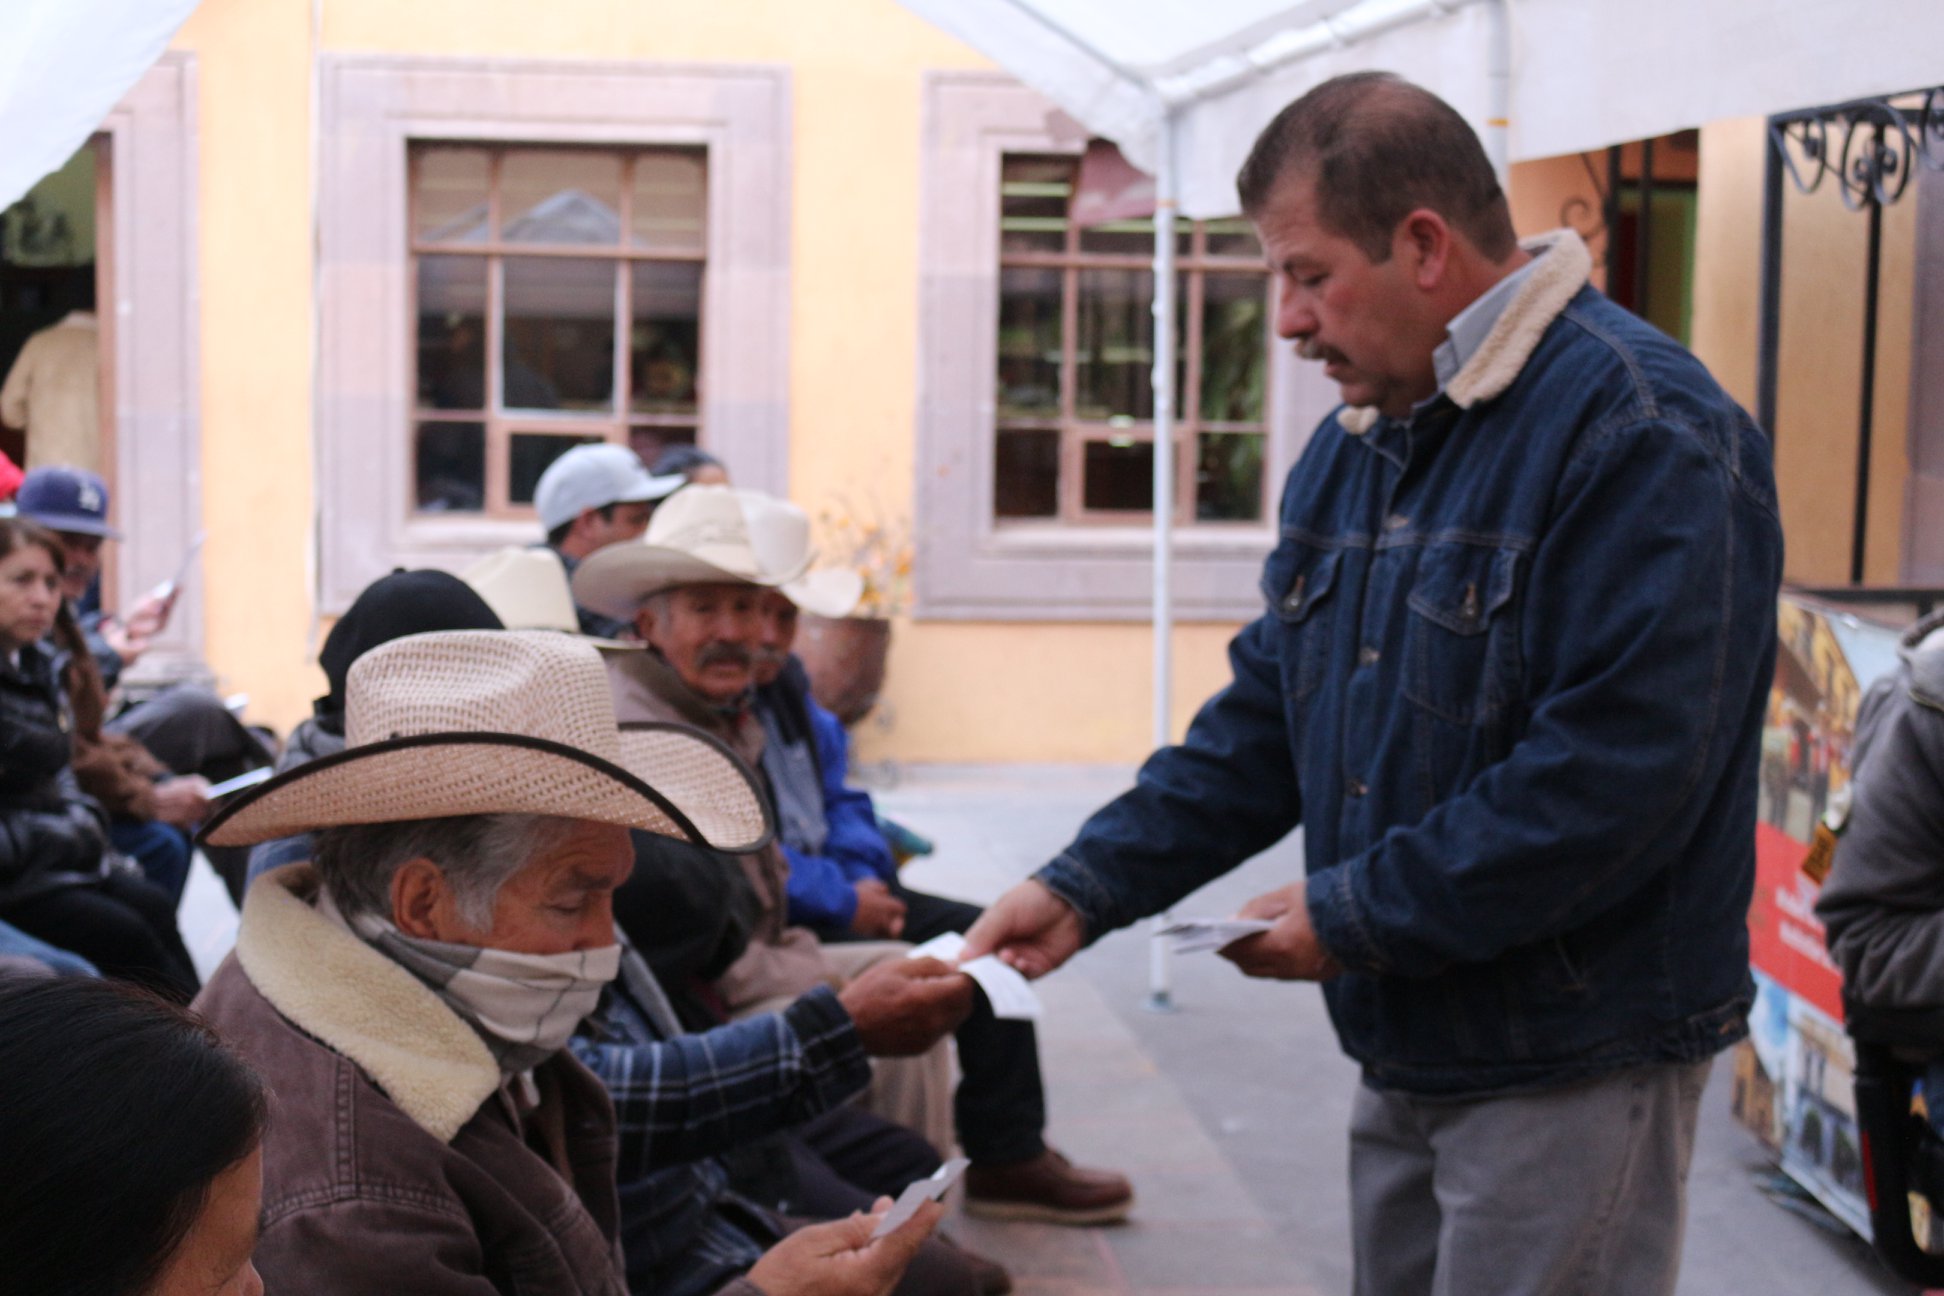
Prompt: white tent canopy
<box><xmin>902</xmin><ymin>0</ymin><xmax>1944</xmax><ymax>218</ymax></box>
<box><xmin>0</xmin><ymin>0</ymin><xmax>202</xmax><ymax>212</ymax></box>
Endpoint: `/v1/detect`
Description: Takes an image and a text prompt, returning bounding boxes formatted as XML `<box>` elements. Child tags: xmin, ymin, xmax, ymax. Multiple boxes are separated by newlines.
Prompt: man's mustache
<box><xmin>1295</xmin><ymin>336</ymin><xmax>1335</xmax><ymax>363</ymax></box>
<box><xmin>698</xmin><ymin>642</ymin><xmax>753</xmax><ymax>669</ymax></box>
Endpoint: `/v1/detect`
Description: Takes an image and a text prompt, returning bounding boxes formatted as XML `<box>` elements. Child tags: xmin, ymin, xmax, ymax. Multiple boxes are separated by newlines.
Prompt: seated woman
<box><xmin>0</xmin><ymin>519</ymin><xmax>199</xmax><ymax>1001</ymax></box>
<box><xmin>0</xmin><ymin>975</ymin><xmax>266</xmax><ymax>1295</ymax></box>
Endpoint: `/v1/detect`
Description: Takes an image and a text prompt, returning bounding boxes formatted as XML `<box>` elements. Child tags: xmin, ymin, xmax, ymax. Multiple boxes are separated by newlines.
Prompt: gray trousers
<box><xmin>1350</xmin><ymin>1059</ymin><xmax>1711</xmax><ymax>1296</ymax></box>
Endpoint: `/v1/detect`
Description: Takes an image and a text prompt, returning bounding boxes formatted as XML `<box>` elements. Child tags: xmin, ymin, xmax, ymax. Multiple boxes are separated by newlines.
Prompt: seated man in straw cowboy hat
<box><xmin>193</xmin><ymin>629</ymin><xmax>950</xmax><ymax>1295</ymax></box>
<box><xmin>574</xmin><ymin>486</ymin><xmax>1135</xmax><ymax>1225</ymax></box>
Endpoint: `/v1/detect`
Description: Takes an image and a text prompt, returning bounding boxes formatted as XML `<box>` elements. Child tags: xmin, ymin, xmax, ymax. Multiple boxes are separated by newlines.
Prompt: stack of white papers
<box><xmin>906</xmin><ymin>932</ymin><xmax>1043</xmax><ymax>1021</ymax></box>
<box><xmin>1155</xmin><ymin>917</ymin><xmax>1276</xmax><ymax>954</ymax></box>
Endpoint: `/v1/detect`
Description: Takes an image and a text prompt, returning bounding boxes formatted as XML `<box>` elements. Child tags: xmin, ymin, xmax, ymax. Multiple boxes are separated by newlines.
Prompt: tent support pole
<box><xmin>1484</xmin><ymin>0</ymin><xmax>1511</xmax><ymax>179</ymax></box>
<box><xmin>1146</xmin><ymin>109</ymin><xmax>1180</xmax><ymax>1014</ymax></box>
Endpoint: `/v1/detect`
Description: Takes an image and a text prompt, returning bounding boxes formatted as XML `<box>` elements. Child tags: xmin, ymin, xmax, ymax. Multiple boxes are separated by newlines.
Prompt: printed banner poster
<box><xmin>1731</xmin><ymin>594</ymin><xmax>1902</xmax><ymax>1238</ymax></box>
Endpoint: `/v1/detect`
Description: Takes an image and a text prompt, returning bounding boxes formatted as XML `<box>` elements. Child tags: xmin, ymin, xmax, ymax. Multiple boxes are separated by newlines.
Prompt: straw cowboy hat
<box><xmin>199</xmin><ymin>630</ymin><xmax>772</xmax><ymax>851</ymax></box>
<box><xmin>572</xmin><ymin>485</ymin><xmax>865</xmax><ymax>622</ymax></box>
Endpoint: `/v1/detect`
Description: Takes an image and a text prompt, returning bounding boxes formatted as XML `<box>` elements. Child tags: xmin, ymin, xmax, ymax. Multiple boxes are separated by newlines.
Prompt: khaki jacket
<box><xmin>194</xmin><ymin>866</ymin><xmax>629</xmax><ymax>1296</ymax></box>
<box><xmin>605</xmin><ymin>651</ymin><xmax>832</xmax><ymax>1010</ymax></box>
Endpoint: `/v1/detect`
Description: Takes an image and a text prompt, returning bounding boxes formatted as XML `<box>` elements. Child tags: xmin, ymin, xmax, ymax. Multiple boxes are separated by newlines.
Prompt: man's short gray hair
<box><xmin>314</xmin><ymin>813</ymin><xmax>582</xmax><ymax>928</ymax></box>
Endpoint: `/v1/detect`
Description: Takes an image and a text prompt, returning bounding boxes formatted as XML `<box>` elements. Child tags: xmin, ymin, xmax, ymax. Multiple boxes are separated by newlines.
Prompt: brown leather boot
<box><xmin>962</xmin><ymin>1147</ymin><xmax>1133</xmax><ymax>1225</ymax></box>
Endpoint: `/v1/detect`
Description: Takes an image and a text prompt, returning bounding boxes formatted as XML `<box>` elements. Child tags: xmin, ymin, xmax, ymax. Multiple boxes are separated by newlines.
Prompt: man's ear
<box><xmin>633</xmin><ymin>599</ymin><xmax>658</xmax><ymax>645</ymax></box>
<box><xmin>1398</xmin><ymin>209</ymin><xmax>1453</xmax><ymax>289</ymax></box>
<box><xmin>392</xmin><ymin>858</ymin><xmax>451</xmax><ymax>940</ymax></box>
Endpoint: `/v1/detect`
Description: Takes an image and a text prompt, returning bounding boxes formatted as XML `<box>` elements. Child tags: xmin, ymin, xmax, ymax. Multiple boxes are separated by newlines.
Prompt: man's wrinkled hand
<box><xmin>959</xmin><ymin>879</ymin><xmax>1084</xmax><ymax>980</ymax></box>
<box><xmin>849</xmin><ymin>879</ymin><xmax>907</xmax><ymax>940</ymax></box>
<box><xmin>1218</xmin><ymin>880</ymin><xmax>1341</xmax><ymax>982</ymax></box>
<box><xmin>838</xmin><ymin>958</ymin><xmax>973</xmax><ymax>1056</ymax></box>
<box><xmin>744</xmin><ymin>1198</ymin><xmax>942</xmax><ymax>1296</ymax></box>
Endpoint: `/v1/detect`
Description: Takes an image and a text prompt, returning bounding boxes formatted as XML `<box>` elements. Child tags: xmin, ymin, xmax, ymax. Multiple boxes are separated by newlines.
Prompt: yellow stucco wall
<box><xmin>168</xmin><ymin>0</ymin><xmax>1247</xmax><ymax>759</ymax></box>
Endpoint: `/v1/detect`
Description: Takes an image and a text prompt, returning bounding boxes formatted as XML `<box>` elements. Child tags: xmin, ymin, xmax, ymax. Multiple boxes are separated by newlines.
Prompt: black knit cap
<box><xmin>315</xmin><ymin>569</ymin><xmax>502</xmax><ymax>729</ymax></box>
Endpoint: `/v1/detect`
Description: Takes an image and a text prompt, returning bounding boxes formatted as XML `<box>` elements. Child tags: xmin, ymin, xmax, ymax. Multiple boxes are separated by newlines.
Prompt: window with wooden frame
<box><xmin>993</xmin><ymin>149</ymin><xmax>1274</xmax><ymax>528</ymax></box>
<box><xmin>409</xmin><ymin>143</ymin><xmax>707</xmax><ymax>516</ymax></box>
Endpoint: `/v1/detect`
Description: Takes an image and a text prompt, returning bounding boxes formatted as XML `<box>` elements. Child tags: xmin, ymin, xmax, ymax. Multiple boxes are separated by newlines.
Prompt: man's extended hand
<box><xmin>849</xmin><ymin>879</ymin><xmax>907</xmax><ymax>940</ymax></box>
<box><xmin>959</xmin><ymin>879</ymin><xmax>1085</xmax><ymax>980</ymax></box>
<box><xmin>150</xmin><ymin>775</ymin><xmax>212</xmax><ymax>829</ymax></box>
<box><xmin>744</xmin><ymin>1198</ymin><xmax>943</xmax><ymax>1296</ymax></box>
<box><xmin>1218</xmin><ymin>880</ymin><xmax>1342</xmax><ymax>982</ymax></box>
<box><xmin>837</xmin><ymin>958</ymin><xmax>973</xmax><ymax>1056</ymax></box>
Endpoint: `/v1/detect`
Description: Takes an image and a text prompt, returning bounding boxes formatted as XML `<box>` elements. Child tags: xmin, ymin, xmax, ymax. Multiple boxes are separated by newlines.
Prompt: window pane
<box><xmin>1075</xmin><ymin>269</ymin><xmax>1183</xmax><ymax>422</ymax></box>
<box><xmin>629</xmin><ymin>425</ymin><xmax>695</xmax><ymax>467</ymax></box>
<box><xmin>1000</xmin><ymin>155</ymin><xmax>1072</xmax><ymax>254</ymax></box>
<box><xmin>1200</xmin><ymin>274</ymin><xmax>1269</xmax><ymax>423</ymax></box>
<box><xmin>509</xmin><ymin>432</ymin><xmax>605</xmax><ymax>506</ymax></box>
<box><xmin>1203</xmin><ymin>218</ymin><xmax>1262</xmax><ymax>259</ymax></box>
<box><xmin>503</xmin><ymin>257</ymin><xmax>616</xmax><ymax>411</ymax></box>
<box><xmin>416</xmin><ymin>255</ymin><xmax>488</xmax><ymax>411</ymax></box>
<box><xmin>994</xmin><ymin>429</ymin><xmax>1059</xmax><ymax>518</ymax></box>
<box><xmin>632</xmin><ymin>149</ymin><xmax>707</xmax><ymax>252</ymax></box>
<box><xmin>996</xmin><ymin>267</ymin><xmax>1061</xmax><ymax>418</ymax></box>
<box><xmin>500</xmin><ymin>150</ymin><xmax>622</xmax><ymax>245</ymax></box>
<box><xmin>1082</xmin><ymin>440</ymin><xmax>1152</xmax><ymax>512</ymax></box>
<box><xmin>1077</xmin><ymin>219</ymin><xmax>1189</xmax><ymax>258</ymax></box>
<box><xmin>414</xmin><ymin>147</ymin><xmax>489</xmax><ymax>244</ymax></box>
<box><xmin>1197</xmin><ymin>431</ymin><xmax>1265</xmax><ymax>522</ymax></box>
<box><xmin>415</xmin><ymin>421</ymin><xmax>485</xmax><ymax>513</ymax></box>
<box><xmin>630</xmin><ymin>261</ymin><xmax>701</xmax><ymax>414</ymax></box>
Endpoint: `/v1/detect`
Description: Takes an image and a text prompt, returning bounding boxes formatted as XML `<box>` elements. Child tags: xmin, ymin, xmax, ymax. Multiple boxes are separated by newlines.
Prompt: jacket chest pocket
<box><xmin>1403</xmin><ymin>542</ymin><xmax>1522</xmax><ymax>726</ymax></box>
<box><xmin>1262</xmin><ymin>543</ymin><xmax>1344</xmax><ymax>701</ymax></box>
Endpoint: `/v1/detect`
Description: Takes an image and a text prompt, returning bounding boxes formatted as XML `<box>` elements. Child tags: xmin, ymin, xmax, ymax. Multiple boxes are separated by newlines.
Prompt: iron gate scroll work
<box><xmin>1759</xmin><ymin>89</ymin><xmax>1944</xmax><ymax>585</ymax></box>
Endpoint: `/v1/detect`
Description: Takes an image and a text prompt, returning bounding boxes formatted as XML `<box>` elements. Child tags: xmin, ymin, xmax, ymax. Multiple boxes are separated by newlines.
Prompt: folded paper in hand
<box><xmin>1156</xmin><ymin>917</ymin><xmax>1275</xmax><ymax>955</ymax></box>
<box><xmin>906</xmin><ymin>932</ymin><xmax>1043</xmax><ymax>1021</ymax></box>
<box><xmin>871</xmin><ymin>1157</ymin><xmax>970</xmax><ymax>1239</ymax></box>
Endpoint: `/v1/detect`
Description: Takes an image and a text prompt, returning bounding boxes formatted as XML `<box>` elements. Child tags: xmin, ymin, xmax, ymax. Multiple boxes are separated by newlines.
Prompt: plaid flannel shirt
<box><xmin>569</xmin><ymin>944</ymin><xmax>871</xmax><ymax>1296</ymax></box>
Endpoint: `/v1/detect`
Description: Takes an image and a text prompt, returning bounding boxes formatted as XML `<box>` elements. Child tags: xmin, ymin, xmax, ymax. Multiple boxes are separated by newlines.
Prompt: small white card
<box><xmin>206</xmin><ymin>765</ymin><xmax>275</xmax><ymax>799</ymax></box>
<box><xmin>906</xmin><ymin>932</ymin><xmax>1044</xmax><ymax>1021</ymax></box>
<box><xmin>1156</xmin><ymin>917</ymin><xmax>1276</xmax><ymax>954</ymax></box>
<box><xmin>871</xmin><ymin>1157</ymin><xmax>970</xmax><ymax>1239</ymax></box>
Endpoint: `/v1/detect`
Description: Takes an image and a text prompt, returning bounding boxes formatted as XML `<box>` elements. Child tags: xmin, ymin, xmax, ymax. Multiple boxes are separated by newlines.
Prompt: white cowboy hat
<box><xmin>461</xmin><ymin>548</ymin><xmax>580</xmax><ymax>634</ymax></box>
<box><xmin>571</xmin><ymin>486</ymin><xmax>816</xmax><ymax>621</ymax></box>
<box><xmin>779</xmin><ymin>566</ymin><xmax>866</xmax><ymax>619</ymax></box>
<box><xmin>200</xmin><ymin>630</ymin><xmax>772</xmax><ymax>851</ymax></box>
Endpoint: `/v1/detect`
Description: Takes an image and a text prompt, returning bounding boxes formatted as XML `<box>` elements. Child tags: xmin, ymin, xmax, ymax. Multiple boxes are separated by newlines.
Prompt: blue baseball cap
<box><xmin>15</xmin><ymin>467</ymin><xmax>123</xmax><ymax>540</ymax></box>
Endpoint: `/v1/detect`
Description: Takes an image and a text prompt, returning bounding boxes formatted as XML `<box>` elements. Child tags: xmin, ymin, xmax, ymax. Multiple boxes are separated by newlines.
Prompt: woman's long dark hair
<box><xmin>0</xmin><ymin>976</ymin><xmax>267</xmax><ymax>1294</ymax></box>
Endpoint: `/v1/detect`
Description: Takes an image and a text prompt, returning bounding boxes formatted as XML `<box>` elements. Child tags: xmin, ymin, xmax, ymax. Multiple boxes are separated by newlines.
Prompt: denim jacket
<box><xmin>1042</xmin><ymin>232</ymin><xmax>1784</xmax><ymax>1096</ymax></box>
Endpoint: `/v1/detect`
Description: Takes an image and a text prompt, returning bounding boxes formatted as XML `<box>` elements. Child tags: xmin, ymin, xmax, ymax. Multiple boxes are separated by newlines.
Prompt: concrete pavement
<box><xmin>881</xmin><ymin>763</ymin><xmax>1906</xmax><ymax>1296</ymax></box>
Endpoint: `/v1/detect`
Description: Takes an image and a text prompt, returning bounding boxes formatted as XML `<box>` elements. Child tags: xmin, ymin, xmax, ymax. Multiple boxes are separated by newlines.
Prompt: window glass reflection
<box><xmin>630</xmin><ymin>261</ymin><xmax>701</xmax><ymax>414</ymax></box>
<box><xmin>416</xmin><ymin>255</ymin><xmax>488</xmax><ymax>411</ymax></box>
<box><xmin>415</xmin><ymin>421</ymin><xmax>485</xmax><ymax>513</ymax></box>
<box><xmin>502</xmin><ymin>257</ymin><xmax>616</xmax><ymax>411</ymax></box>
<box><xmin>1082</xmin><ymin>440</ymin><xmax>1153</xmax><ymax>512</ymax></box>
<box><xmin>631</xmin><ymin>150</ymin><xmax>707</xmax><ymax>252</ymax></box>
<box><xmin>1196</xmin><ymin>432</ymin><xmax>1264</xmax><ymax>522</ymax></box>
<box><xmin>501</xmin><ymin>150</ymin><xmax>622</xmax><ymax>245</ymax></box>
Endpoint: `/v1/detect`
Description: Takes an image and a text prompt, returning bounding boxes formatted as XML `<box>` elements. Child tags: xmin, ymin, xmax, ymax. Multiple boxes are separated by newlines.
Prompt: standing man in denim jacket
<box><xmin>964</xmin><ymin>73</ymin><xmax>1783</xmax><ymax>1295</ymax></box>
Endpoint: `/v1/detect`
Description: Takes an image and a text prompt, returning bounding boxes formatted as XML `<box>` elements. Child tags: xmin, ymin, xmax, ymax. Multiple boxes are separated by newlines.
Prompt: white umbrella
<box><xmin>0</xmin><ymin>0</ymin><xmax>202</xmax><ymax>212</ymax></box>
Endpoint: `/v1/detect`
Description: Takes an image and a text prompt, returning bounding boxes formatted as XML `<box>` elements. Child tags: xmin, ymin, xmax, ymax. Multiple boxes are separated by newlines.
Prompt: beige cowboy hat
<box><xmin>199</xmin><ymin>630</ymin><xmax>772</xmax><ymax>851</ymax></box>
<box><xmin>573</xmin><ymin>485</ymin><xmax>860</xmax><ymax>621</ymax></box>
<box><xmin>461</xmin><ymin>547</ymin><xmax>580</xmax><ymax>634</ymax></box>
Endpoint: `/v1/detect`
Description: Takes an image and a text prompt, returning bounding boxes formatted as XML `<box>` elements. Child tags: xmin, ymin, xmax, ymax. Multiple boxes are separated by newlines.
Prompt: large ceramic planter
<box><xmin>796</xmin><ymin>614</ymin><xmax>891</xmax><ymax>727</ymax></box>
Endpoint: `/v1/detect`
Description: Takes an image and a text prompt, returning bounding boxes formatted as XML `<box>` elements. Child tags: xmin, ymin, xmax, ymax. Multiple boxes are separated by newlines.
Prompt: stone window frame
<box><xmin>316</xmin><ymin>55</ymin><xmax>791</xmax><ymax>612</ymax></box>
<box><xmin>914</xmin><ymin>71</ymin><xmax>1335</xmax><ymax>622</ymax></box>
<box><xmin>101</xmin><ymin>52</ymin><xmax>203</xmax><ymax>663</ymax></box>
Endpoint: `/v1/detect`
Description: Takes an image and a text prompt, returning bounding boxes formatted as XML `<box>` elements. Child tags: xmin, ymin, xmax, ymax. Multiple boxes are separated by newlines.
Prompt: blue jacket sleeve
<box><xmin>811</xmin><ymin>702</ymin><xmax>897</xmax><ymax>884</ymax></box>
<box><xmin>1036</xmin><ymin>601</ymin><xmax>1303</xmax><ymax>940</ymax></box>
<box><xmin>1305</xmin><ymin>417</ymin><xmax>1782</xmax><ymax>976</ymax></box>
<box><xmin>570</xmin><ymin>984</ymin><xmax>870</xmax><ymax>1180</ymax></box>
<box><xmin>783</xmin><ymin>842</ymin><xmax>861</xmax><ymax>929</ymax></box>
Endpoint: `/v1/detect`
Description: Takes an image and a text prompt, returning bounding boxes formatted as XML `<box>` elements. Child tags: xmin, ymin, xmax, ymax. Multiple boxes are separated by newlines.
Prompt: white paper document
<box><xmin>906</xmin><ymin>932</ymin><xmax>1043</xmax><ymax>1021</ymax></box>
<box><xmin>1155</xmin><ymin>917</ymin><xmax>1276</xmax><ymax>954</ymax></box>
<box><xmin>871</xmin><ymin>1156</ymin><xmax>970</xmax><ymax>1239</ymax></box>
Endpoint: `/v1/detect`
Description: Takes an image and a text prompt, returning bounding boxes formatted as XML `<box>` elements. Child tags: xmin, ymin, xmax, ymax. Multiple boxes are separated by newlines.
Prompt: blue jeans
<box><xmin>0</xmin><ymin>917</ymin><xmax>98</xmax><ymax>977</ymax></box>
<box><xmin>111</xmin><ymin>819</ymin><xmax>193</xmax><ymax>905</ymax></box>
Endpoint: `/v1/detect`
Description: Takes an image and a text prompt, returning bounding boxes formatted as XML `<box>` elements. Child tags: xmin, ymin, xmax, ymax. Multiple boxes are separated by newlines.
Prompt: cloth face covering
<box><xmin>330</xmin><ymin>891</ymin><xmax>620</xmax><ymax>1074</ymax></box>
